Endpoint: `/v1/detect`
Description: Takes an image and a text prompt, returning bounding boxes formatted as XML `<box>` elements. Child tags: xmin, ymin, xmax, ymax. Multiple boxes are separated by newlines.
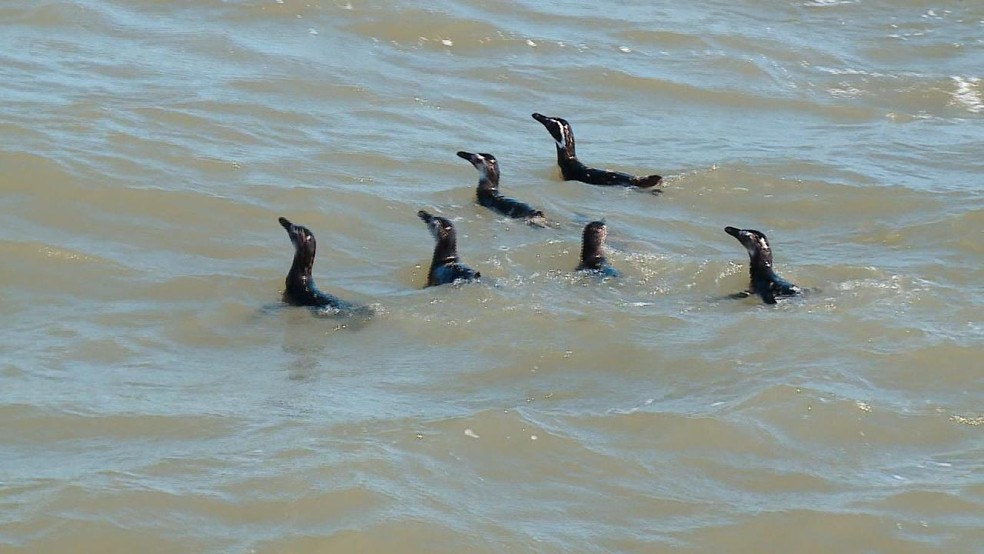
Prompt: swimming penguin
<box><xmin>531</xmin><ymin>113</ymin><xmax>663</xmax><ymax>189</ymax></box>
<box><xmin>724</xmin><ymin>226</ymin><xmax>802</xmax><ymax>304</ymax></box>
<box><xmin>577</xmin><ymin>220</ymin><xmax>619</xmax><ymax>277</ymax></box>
<box><xmin>457</xmin><ymin>151</ymin><xmax>548</xmax><ymax>227</ymax></box>
<box><xmin>279</xmin><ymin>216</ymin><xmax>369</xmax><ymax>315</ymax></box>
<box><xmin>418</xmin><ymin>210</ymin><xmax>481</xmax><ymax>287</ymax></box>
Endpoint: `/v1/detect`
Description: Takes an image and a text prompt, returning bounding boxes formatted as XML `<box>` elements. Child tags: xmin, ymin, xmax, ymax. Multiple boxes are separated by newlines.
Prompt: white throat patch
<box><xmin>474</xmin><ymin>157</ymin><xmax>489</xmax><ymax>180</ymax></box>
<box><xmin>554</xmin><ymin>126</ymin><xmax>571</xmax><ymax>149</ymax></box>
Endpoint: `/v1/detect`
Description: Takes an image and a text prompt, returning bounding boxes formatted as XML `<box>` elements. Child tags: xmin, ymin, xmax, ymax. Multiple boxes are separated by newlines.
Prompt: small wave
<box><xmin>950</xmin><ymin>76</ymin><xmax>983</xmax><ymax>114</ymax></box>
<box><xmin>802</xmin><ymin>0</ymin><xmax>857</xmax><ymax>6</ymax></box>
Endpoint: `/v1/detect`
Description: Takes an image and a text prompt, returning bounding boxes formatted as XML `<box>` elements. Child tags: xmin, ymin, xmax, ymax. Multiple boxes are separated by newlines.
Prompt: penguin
<box><xmin>724</xmin><ymin>226</ymin><xmax>802</xmax><ymax>304</ymax></box>
<box><xmin>418</xmin><ymin>210</ymin><xmax>481</xmax><ymax>287</ymax></box>
<box><xmin>577</xmin><ymin>220</ymin><xmax>619</xmax><ymax>277</ymax></box>
<box><xmin>457</xmin><ymin>150</ymin><xmax>547</xmax><ymax>227</ymax></box>
<box><xmin>278</xmin><ymin>216</ymin><xmax>371</xmax><ymax>316</ymax></box>
<box><xmin>532</xmin><ymin>113</ymin><xmax>663</xmax><ymax>189</ymax></box>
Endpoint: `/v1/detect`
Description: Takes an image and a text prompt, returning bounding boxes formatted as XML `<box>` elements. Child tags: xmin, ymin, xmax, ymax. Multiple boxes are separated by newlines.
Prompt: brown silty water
<box><xmin>1</xmin><ymin>1</ymin><xmax>982</xmax><ymax>552</ymax></box>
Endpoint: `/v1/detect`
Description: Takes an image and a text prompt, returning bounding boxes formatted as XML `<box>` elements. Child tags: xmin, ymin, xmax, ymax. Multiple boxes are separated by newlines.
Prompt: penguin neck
<box><xmin>581</xmin><ymin>241</ymin><xmax>605</xmax><ymax>269</ymax></box>
<box><xmin>286</xmin><ymin>246</ymin><xmax>316</xmax><ymax>292</ymax></box>
<box><xmin>432</xmin><ymin>236</ymin><xmax>458</xmax><ymax>266</ymax></box>
<box><xmin>554</xmin><ymin>141</ymin><xmax>584</xmax><ymax>180</ymax></box>
<box><xmin>748</xmin><ymin>248</ymin><xmax>774</xmax><ymax>277</ymax></box>
<box><xmin>555</xmin><ymin>142</ymin><xmax>577</xmax><ymax>165</ymax></box>
<box><xmin>476</xmin><ymin>165</ymin><xmax>500</xmax><ymax>192</ymax></box>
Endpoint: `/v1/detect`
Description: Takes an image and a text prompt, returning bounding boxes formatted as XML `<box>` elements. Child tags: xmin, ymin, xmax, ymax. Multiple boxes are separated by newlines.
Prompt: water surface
<box><xmin>1</xmin><ymin>1</ymin><xmax>982</xmax><ymax>552</ymax></box>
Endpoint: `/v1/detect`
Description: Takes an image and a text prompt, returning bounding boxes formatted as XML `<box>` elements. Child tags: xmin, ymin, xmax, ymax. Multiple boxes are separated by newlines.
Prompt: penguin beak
<box><xmin>531</xmin><ymin>113</ymin><xmax>549</xmax><ymax>124</ymax></box>
<box><xmin>417</xmin><ymin>210</ymin><xmax>433</xmax><ymax>224</ymax></box>
<box><xmin>279</xmin><ymin>217</ymin><xmax>293</xmax><ymax>232</ymax></box>
<box><xmin>724</xmin><ymin>226</ymin><xmax>741</xmax><ymax>239</ymax></box>
<box><xmin>456</xmin><ymin>151</ymin><xmax>475</xmax><ymax>162</ymax></box>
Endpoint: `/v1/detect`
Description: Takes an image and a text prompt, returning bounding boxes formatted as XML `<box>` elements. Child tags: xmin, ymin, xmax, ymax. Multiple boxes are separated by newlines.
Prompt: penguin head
<box><xmin>280</xmin><ymin>216</ymin><xmax>317</xmax><ymax>256</ymax></box>
<box><xmin>457</xmin><ymin>151</ymin><xmax>500</xmax><ymax>185</ymax></box>
<box><xmin>580</xmin><ymin>220</ymin><xmax>608</xmax><ymax>266</ymax></box>
<box><xmin>725</xmin><ymin>226</ymin><xmax>773</xmax><ymax>263</ymax></box>
<box><xmin>418</xmin><ymin>210</ymin><xmax>456</xmax><ymax>243</ymax></box>
<box><xmin>532</xmin><ymin>112</ymin><xmax>575</xmax><ymax>153</ymax></box>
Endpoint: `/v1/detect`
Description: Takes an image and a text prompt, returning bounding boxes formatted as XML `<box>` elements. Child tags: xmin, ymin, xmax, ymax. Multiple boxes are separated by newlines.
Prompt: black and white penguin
<box><xmin>724</xmin><ymin>226</ymin><xmax>802</xmax><ymax>304</ymax></box>
<box><xmin>279</xmin><ymin>216</ymin><xmax>369</xmax><ymax>315</ymax></box>
<box><xmin>531</xmin><ymin>113</ymin><xmax>663</xmax><ymax>189</ymax></box>
<box><xmin>418</xmin><ymin>210</ymin><xmax>481</xmax><ymax>287</ymax></box>
<box><xmin>577</xmin><ymin>220</ymin><xmax>619</xmax><ymax>277</ymax></box>
<box><xmin>456</xmin><ymin>150</ymin><xmax>547</xmax><ymax>227</ymax></box>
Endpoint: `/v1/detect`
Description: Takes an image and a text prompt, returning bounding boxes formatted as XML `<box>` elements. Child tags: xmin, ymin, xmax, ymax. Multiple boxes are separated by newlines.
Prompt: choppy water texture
<box><xmin>2</xmin><ymin>0</ymin><xmax>983</xmax><ymax>552</ymax></box>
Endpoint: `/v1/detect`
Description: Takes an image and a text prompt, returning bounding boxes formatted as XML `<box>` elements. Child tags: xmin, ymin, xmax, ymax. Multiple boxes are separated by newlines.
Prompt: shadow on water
<box><xmin>257</xmin><ymin>301</ymin><xmax>376</xmax><ymax>381</ymax></box>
